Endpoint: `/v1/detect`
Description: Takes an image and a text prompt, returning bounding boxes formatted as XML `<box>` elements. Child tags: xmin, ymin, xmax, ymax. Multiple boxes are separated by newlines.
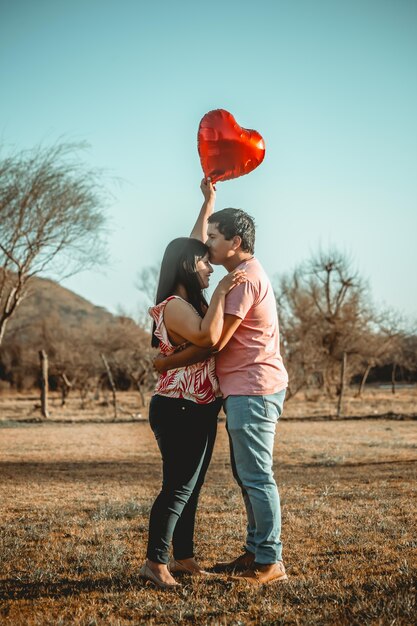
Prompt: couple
<box><xmin>139</xmin><ymin>179</ymin><xmax>288</xmax><ymax>588</ymax></box>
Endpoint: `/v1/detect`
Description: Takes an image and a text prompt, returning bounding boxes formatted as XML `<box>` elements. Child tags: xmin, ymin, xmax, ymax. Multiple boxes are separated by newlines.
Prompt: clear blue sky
<box><xmin>1</xmin><ymin>0</ymin><xmax>416</xmax><ymax>323</ymax></box>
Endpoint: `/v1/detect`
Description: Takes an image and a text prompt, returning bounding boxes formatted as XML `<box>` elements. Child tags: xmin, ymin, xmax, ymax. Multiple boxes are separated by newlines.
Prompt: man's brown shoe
<box><xmin>233</xmin><ymin>561</ymin><xmax>288</xmax><ymax>585</ymax></box>
<box><xmin>212</xmin><ymin>550</ymin><xmax>255</xmax><ymax>573</ymax></box>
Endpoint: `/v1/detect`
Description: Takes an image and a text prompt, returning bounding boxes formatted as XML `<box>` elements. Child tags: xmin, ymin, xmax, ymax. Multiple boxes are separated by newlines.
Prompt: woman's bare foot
<box><xmin>145</xmin><ymin>560</ymin><xmax>179</xmax><ymax>586</ymax></box>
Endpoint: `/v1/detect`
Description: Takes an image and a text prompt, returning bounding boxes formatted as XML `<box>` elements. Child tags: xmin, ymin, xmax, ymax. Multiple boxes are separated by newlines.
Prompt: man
<box><xmin>155</xmin><ymin>179</ymin><xmax>289</xmax><ymax>584</ymax></box>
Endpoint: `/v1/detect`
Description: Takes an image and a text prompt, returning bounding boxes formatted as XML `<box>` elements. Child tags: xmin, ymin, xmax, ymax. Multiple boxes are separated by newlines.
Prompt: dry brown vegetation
<box><xmin>0</xmin><ymin>386</ymin><xmax>416</xmax><ymax>423</ymax></box>
<box><xmin>1</xmin><ymin>393</ymin><xmax>416</xmax><ymax>625</ymax></box>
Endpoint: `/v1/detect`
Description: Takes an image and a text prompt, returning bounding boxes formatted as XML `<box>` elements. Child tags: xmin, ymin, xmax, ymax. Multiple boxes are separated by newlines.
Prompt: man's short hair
<box><xmin>208</xmin><ymin>208</ymin><xmax>255</xmax><ymax>254</ymax></box>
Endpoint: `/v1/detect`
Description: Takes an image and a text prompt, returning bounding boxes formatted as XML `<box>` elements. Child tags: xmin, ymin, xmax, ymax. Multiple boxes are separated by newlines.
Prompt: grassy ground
<box><xmin>1</xmin><ymin>409</ymin><xmax>416</xmax><ymax>625</ymax></box>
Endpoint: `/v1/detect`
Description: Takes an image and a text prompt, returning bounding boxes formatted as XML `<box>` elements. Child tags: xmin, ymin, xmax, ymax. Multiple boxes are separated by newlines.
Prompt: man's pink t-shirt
<box><xmin>215</xmin><ymin>257</ymin><xmax>288</xmax><ymax>398</ymax></box>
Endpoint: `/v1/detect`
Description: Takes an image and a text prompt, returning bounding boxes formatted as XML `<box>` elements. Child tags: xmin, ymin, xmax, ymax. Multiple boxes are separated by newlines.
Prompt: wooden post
<box><xmin>100</xmin><ymin>353</ymin><xmax>118</xmax><ymax>420</ymax></box>
<box><xmin>39</xmin><ymin>350</ymin><xmax>50</xmax><ymax>419</ymax></box>
<box><xmin>337</xmin><ymin>351</ymin><xmax>347</xmax><ymax>417</ymax></box>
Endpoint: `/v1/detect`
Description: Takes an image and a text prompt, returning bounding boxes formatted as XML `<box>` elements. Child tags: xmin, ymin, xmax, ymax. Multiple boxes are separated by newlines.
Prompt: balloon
<box><xmin>197</xmin><ymin>109</ymin><xmax>265</xmax><ymax>184</ymax></box>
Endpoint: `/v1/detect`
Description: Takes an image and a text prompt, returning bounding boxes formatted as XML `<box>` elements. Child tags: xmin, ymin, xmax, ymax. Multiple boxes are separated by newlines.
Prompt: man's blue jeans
<box><xmin>224</xmin><ymin>390</ymin><xmax>286</xmax><ymax>564</ymax></box>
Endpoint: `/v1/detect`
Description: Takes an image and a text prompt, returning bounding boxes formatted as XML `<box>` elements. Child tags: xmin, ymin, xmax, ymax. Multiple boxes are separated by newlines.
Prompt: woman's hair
<box><xmin>151</xmin><ymin>237</ymin><xmax>209</xmax><ymax>347</ymax></box>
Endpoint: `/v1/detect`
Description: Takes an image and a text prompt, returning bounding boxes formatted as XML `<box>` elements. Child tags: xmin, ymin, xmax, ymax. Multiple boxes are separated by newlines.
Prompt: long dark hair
<box><xmin>151</xmin><ymin>237</ymin><xmax>209</xmax><ymax>347</ymax></box>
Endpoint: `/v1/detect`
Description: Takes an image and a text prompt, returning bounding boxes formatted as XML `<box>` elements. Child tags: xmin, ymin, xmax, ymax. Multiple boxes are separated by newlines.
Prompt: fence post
<box><xmin>337</xmin><ymin>351</ymin><xmax>347</xmax><ymax>417</ymax></box>
<box><xmin>39</xmin><ymin>350</ymin><xmax>50</xmax><ymax>419</ymax></box>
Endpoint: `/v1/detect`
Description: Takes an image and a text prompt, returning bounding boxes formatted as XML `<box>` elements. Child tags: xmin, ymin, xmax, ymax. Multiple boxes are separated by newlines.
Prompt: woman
<box><xmin>139</xmin><ymin>236</ymin><xmax>245</xmax><ymax>589</ymax></box>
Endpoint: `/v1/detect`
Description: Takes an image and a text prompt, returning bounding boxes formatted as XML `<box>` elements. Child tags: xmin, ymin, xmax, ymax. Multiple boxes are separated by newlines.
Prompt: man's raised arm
<box><xmin>190</xmin><ymin>178</ymin><xmax>216</xmax><ymax>242</ymax></box>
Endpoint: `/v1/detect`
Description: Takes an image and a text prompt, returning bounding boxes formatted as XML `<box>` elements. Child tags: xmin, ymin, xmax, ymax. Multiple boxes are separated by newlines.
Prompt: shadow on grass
<box><xmin>0</xmin><ymin>460</ymin><xmax>158</xmax><ymax>484</ymax></box>
<box><xmin>1</xmin><ymin>458</ymin><xmax>416</xmax><ymax>486</ymax></box>
<box><xmin>0</xmin><ymin>573</ymin><xmax>231</xmax><ymax>601</ymax></box>
<box><xmin>0</xmin><ymin>575</ymin><xmax>165</xmax><ymax>600</ymax></box>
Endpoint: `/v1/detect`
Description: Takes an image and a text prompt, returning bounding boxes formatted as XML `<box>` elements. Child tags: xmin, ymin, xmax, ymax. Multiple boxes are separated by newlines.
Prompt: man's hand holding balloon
<box><xmin>200</xmin><ymin>176</ymin><xmax>216</xmax><ymax>200</ymax></box>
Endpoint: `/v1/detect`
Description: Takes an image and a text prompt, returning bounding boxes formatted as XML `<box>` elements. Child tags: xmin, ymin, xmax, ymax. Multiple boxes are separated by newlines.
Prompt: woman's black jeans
<box><xmin>146</xmin><ymin>394</ymin><xmax>221</xmax><ymax>564</ymax></box>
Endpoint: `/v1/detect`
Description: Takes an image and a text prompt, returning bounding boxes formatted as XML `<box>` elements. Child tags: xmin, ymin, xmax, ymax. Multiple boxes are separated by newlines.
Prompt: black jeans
<box><xmin>146</xmin><ymin>394</ymin><xmax>221</xmax><ymax>564</ymax></box>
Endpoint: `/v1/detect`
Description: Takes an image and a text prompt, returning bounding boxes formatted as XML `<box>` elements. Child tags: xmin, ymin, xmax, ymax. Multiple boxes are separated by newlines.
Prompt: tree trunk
<box><xmin>79</xmin><ymin>385</ymin><xmax>89</xmax><ymax>410</ymax></box>
<box><xmin>391</xmin><ymin>362</ymin><xmax>397</xmax><ymax>395</ymax></box>
<box><xmin>100</xmin><ymin>353</ymin><xmax>118</xmax><ymax>420</ymax></box>
<box><xmin>135</xmin><ymin>378</ymin><xmax>146</xmax><ymax>408</ymax></box>
<box><xmin>337</xmin><ymin>352</ymin><xmax>347</xmax><ymax>417</ymax></box>
<box><xmin>0</xmin><ymin>283</ymin><xmax>24</xmax><ymax>348</ymax></box>
<box><xmin>39</xmin><ymin>350</ymin><xmax>50</xmax><ymax>419</ymax></box>
<box><xmin>129</xmin><ymin>370</ymin><xmax>147</xmax><ymax>408</ymax></box>
<box><xmin>0</xmin><ymin>317</ymin><xmax>8</xmax><ymax>348</ymax></box>
<box><xmin>60</xmin><ymin>373</ymin><xmax>72</xmax><ymax>407</ymax></box>
<box><xmin>357</xmin><ymin>363</ymin><xmax>372</xmax><ymax>398</ymax></box>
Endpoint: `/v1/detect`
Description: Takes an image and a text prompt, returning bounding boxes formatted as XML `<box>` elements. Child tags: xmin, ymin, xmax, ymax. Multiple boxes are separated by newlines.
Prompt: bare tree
<box><xmin>135</xmin><ymin>264</ymin><xmax>159</xmax><ymax>329</ymax></box>
<box><xmin>355</xmin><ymin>310</ymin><xmax>402</xmax><ymax>397</ymax></box>
<box><xmin>94</xmin><ymin>316</ymin><xmax>157</xmax><ymax>407</ymax></box>
<box><xmin>383</xmin><ymin>330</ymin><xmax>416</xmax><ymax>394</ymax></box>
<box><xmin>0</xmin><ymin>142</ymin><xmax>107</xmax><ymax>346</ymax></box>
<box><xmin>38</xmin><ymin>316</ymin><xmax>106</xmax><ymax>409</ymax></box>
<box><xmin>276</xmin><ymin>250</ymin><xmax>371</xmax><ymax>407</ymax></box>
<box><xmin>136</xmin><ymin>265</ymin><xmax>159</xmax><ymax>303</ymax></box>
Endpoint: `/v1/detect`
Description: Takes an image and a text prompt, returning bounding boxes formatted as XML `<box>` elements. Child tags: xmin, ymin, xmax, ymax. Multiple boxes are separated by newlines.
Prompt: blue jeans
<box><xmin>224</xmin><ymin>390</ymin><xmax>286</xmax><ymax>564</ymax></box>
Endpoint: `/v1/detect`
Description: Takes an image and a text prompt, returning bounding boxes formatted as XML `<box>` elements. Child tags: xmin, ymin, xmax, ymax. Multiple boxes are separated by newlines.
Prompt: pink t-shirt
<box><xmin>215</xmin><ymin>257</ymin><xmax>288</xmax><ymax>398</ymax></box>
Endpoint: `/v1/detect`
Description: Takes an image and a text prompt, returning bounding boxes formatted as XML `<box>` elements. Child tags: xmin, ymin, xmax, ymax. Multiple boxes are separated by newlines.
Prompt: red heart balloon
<box><xmin>198</xmin><ymin>109</ymin><xmax>265</xmax><ymax>184</ymax></box>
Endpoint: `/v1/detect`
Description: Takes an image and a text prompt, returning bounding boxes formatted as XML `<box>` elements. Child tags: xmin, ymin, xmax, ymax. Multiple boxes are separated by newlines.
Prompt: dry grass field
<box><xmin>0</xmin><ymin>390</ymin><xmax>416</xmax><ymax>625</ymax></box>
<box><xmin>0</xmin><ymin>385</ymin><xmax>416</xmax><ymax>423</ymax></box>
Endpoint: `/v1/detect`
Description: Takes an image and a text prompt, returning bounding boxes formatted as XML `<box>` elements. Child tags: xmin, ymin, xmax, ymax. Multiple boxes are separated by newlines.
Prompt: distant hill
<box><xmin>7</xmin><ymin>275</ymin><xmax>120</xmax><ymax>336</ymax></box>
<box><xmin>0</xmin><ymin>275</ymin><xmax>151</xmax><ymax>392</ymax></box>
